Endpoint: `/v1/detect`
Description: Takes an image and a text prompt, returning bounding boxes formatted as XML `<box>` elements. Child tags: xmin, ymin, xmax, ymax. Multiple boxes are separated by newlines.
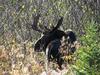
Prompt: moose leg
<box><xmin>56</xmin><ymin>56</ymin><xmax>64</xmax><ymax>70</ymax></box>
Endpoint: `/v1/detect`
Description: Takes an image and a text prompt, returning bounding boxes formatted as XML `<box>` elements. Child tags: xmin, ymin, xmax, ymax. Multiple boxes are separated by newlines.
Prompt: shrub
<box><xmin>73</xmin><ymin>21</ymin><xmax>100</xmax><ymax>75</ymax></box>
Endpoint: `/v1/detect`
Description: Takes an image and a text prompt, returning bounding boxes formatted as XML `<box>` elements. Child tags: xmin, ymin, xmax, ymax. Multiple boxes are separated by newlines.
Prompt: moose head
<box><xmin>32</xmin><ymin>14</ymin><xmax>65</xmax><ymax>52</ymax></box>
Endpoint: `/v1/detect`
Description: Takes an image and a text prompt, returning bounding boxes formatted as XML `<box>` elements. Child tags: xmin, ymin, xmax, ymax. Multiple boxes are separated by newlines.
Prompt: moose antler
<box><xmin>32</xmin><ymin>14</ymin><xmax>51</xmax><ymax>34</ymax></box>
<box><xmin>32</xmin><ymin>15</ymin><xmax>63</xmax><ymax>34</ymax></box>
<box><xmin>51</xmin><ymin>17</ymin><xmax>63</xmax><ymax>32</ymax></box>
<box><xmin>32</xmin><ymin>14</ymin><xmax>44</xmax><ymax>33</ymax></box>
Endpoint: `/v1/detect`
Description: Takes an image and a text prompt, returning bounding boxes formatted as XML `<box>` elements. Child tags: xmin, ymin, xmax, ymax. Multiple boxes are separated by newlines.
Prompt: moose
<box><xmin>32</xmin><ymin>14</ymin><xmax>77</xmax><ymax>69</ymax></box>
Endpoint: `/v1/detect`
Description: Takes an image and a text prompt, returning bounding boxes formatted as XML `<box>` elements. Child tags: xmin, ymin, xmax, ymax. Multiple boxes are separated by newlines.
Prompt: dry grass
<box><xmin>0</xmin><ymin>41</ymin><xmax>77</xmax><ymax>75</ymax></box>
